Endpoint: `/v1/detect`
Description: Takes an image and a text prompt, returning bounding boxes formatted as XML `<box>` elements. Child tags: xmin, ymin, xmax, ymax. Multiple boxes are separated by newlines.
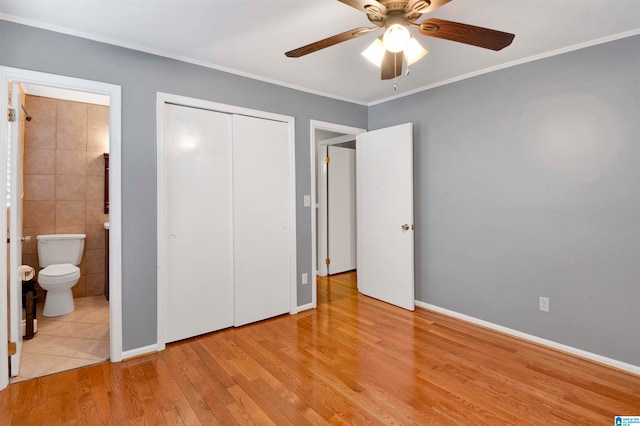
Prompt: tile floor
<box><xmin>10</xmin><ymin>295</ymin><xmax>110</xmax><ymax>383</ymax></box>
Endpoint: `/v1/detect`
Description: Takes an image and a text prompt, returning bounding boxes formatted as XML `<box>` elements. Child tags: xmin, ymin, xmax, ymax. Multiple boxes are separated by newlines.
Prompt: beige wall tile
<box><xmin>85</xmin><ymin>223</ymin><xmax>105</xmax><ymax>250</ymax></box>
<box><xmin>87</xmin><ymin>104</ymin><xmax>108</xmax><ymax>128</ymax></box>
<box><xmin>23</xmin><ymin>175</ymin><xmax>55</xmax><ymax>201</ymax></box>
<box><xmin>24</xmin><ymin>148</ymin><xmax>56</xmax><ymax>175</ymax></box>
<box><xmin>85</xmin><ymin>249</ymin><xmax>105</xmax><ymax>274</ymax></box>
<box><xmin>22</xmin><ymin>228</ymin><xmax>38</xmax><ymax>255</ymax></box>
<box><xmin>56</xmin><ymin>175</ymin><xmax>86</xmax><ymax>201</ymax></box>
<box><xmin>22</xmin><ymin>226</ymin><xmax>54</xmax><ymax>256</ymax></box>
<box><xmin>56</xmin><ymin>150</ymin><xmax>86</xmax><ymax>175</ymax></box>
<box><xmin>57</xmin><ymin>100</ymin><xmax>87</xmax><ymax>128</ymax></box>
<box><xmin>24</xmin><ymin>122</ymin><xmax>56</xmax><ymax>150</ymax></box>
<box><xmin>54</xmin><ymin>225</ymin><xmax>86</xmax><ymax>234</ymax></box>
<box><xmin>22</xmin><ymin>253</ymin><xmax>39</xmax><ymax>270</ymax></box>
<box><xmin>86</xmin><ymin>175</ymin><xmax>104</xmax><ymax>201</ymax></box>
<box><xmin>86</xmin><ymin>201</ymin><xmax>108</xmax><ymax>225</ymax></box>
<box><xmin>72</xmin><ymin>275</ymin><xmax>86</xmax><ymax>298</ymax></box>
<box><xmin>22</xmin><ymin>98</ymin><xmax>107</xmax><ymax>294</ymax></box>
<box><xmin>55</xmin><ymin>201</ymin><xmax>86</xmax><ymax>227</ymax></box>
<box><xmin>87</xmin><ymin>126</ymin><xmax>109</xmax><ymax>152</ymax></box>
<box><xmin>25</xmin><ymin>96</ymin><xmax>57</xmax><ymax>125</ymax></box>
<box><xmin>56</xmin><ymin>125</ymin><xmax>87</xmax><ymax>151</ymax></box>
<box><xmin>35</xmin><ymin>284</ymin><xmax>46</xmax><ymax>304</ymax></box>
<box><xmin>23</xmin><ymin>201</ymin><xmax>55</xmax><ymax>228</ymax></box>
<box><xmin>85</xmin><ymin>273</ymin><xmax>105</xmax><ymax>297</ymax></box>
<box><xmin>86</xmin><ymin>152</ymin><xmax>105</xmax><ymax>176</ymax></box>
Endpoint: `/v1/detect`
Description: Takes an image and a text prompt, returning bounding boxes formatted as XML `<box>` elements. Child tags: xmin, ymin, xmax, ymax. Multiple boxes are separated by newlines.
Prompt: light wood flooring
<box><xmin>1</xmin><ymin>271</ymin><xmax>638</xmax><ymax>424</ymax></box>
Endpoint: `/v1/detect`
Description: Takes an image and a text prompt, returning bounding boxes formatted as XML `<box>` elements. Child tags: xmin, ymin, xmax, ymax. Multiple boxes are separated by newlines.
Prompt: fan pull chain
<box><xmin>394</xmin><ymin>53</ymin><xmax>398</xmax><ymax>91</ymax></box>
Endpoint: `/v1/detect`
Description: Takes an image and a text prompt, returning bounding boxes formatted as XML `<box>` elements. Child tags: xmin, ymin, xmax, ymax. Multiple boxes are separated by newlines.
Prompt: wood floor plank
<box><xmin>161</xmin><ymin>348</ymin><xmax>220</xmax><ymax>424</ymax></box>
<box><xmin>2</xmin><ymin>271</ymin><xmax>639</xmax><ymax>424</ymax></box>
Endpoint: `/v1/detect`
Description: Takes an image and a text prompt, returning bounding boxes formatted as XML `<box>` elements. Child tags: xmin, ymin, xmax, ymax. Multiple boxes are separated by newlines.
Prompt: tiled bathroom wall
<box><xmin>21</xmin><ymin>95</ymin><xmax>109</xmax><ymax>299</ymax></box>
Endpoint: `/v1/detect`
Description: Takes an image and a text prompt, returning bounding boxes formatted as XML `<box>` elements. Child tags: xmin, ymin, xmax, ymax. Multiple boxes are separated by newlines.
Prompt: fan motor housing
<box><xmin>366</xmin><ymin>1</ymin><xmax>424</xmax><ymax>25</ymax></box>
<box><xmin>381</xmin><ymin>1</ymin><xmax>409</xmax><ymax>12</ymax></box>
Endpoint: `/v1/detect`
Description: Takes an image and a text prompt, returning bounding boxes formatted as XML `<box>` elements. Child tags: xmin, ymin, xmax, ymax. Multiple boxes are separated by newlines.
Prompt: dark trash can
<box><xmin>22</xmin><ymin>278</ymin><xmax>37</xmax><ymax>340</ymax></box>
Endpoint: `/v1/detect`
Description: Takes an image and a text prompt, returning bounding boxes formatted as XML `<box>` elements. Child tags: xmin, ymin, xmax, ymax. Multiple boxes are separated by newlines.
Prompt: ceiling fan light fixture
<box><xmin>405</xmin><ymin>37</ymin><xmax>428</xmax><ymax>66</ymax></box>
<box><xmin>382</xmin><ymin>23</ymin><xmax>410</xmax><ymax>53</ymax></box>
<box><xmin>361</xmin><ymin>38</ymin><xmax>386</xmax><ymax>67</ymax></box>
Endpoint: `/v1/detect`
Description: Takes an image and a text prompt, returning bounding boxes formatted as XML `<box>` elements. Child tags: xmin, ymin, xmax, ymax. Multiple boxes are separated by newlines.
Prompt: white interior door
<box><xmin>8</xmin><ymin>83</ymin><xmax>23</xmax><ymax>376</ymax></box>
<box><xmin>327</xmin><ymin>145</ymin><xmax>356</xmax><ymax>274</ymax></box>
<box><xmin>356</xmin><ymin>123</ymin><xmax>414</xmax><ymax>311</ymax></box>
<box><xmin>164</xmin><ymin>104</ymin><xmax>234</xmax><ymax>343</ymax></box>
<box><xmin>233</xmin><ymin>115</ymin><xmax>290</xmax><ymax>327</ymax></box>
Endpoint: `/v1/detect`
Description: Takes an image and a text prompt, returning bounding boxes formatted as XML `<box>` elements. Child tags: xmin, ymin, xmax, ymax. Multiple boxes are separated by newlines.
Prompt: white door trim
<box><xmin>317</xmin><ymin>134</ymin><xmax>358</xmax><ymax>277</ymax></box>
<box><xmin>156</xmin><ymin>92</ymin><xmax>297</xmax><ymax>351</ymax></box>
<box><xmin>309</xmin><ymin>120</ymin><xmax>365</xmax><ymax>310</ymax></box>
<box><xmin>8</xmin><ymin>83</ymin><xmax>23</xmax><ymax>376</ymax></box>
<box><xmin>0</xmin><ymin>66</ymin><xmax>123</xmax><ymax>391</ymax></box>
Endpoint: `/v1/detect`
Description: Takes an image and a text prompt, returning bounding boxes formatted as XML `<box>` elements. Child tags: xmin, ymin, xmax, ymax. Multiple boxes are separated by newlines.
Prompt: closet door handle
<box><xmin>168</xmin><ymin>234</ymin><xmax>177</xmax><ymax>242</ymax></box>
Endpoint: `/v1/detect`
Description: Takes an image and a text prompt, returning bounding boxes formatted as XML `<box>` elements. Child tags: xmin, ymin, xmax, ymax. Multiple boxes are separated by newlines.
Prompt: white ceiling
<box><xmin>1</xmin><ymin>0</ymin><xmax>639</xmax><ymax>105</ymax></box>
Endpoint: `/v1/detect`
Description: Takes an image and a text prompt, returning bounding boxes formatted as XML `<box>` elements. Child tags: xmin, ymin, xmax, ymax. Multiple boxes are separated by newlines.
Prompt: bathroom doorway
<box><xmin>13</xmin><ymin>85</ymin><xmax>110</xmax><ymax>383</ymax></box>
<box><xmin>0</xmin><ymin>67</ymin><xmax>122</xmax><ymax>389</ymax></box>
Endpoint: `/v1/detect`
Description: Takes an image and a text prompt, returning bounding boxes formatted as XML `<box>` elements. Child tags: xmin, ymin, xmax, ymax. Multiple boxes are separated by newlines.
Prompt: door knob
<box><xmin>401</xmin><ymin>224</ymin><xmax>410</xmax><ymax>231</ymax></box>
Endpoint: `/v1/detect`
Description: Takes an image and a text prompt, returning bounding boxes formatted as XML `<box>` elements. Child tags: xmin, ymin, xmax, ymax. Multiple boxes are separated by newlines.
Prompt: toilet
<box><xmin>36</xmin><ymin>234</ymin><xmax>86</xmax><ymax>317</ymax></box>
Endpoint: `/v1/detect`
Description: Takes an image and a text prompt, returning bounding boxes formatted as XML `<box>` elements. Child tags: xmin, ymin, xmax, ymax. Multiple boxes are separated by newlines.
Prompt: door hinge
<box><xmin>325</xmin><ymin>258</ymin><xmax>330</xmax><ymax>265</ymax></box>
<box><xmin>8</xmin><ymin>341</ymin><xmax>16</xmax><ymax>356</ymax></box>
<box><xmin>8</xmin><ymin>108</ymin><xmax>16</xmax><ymax>122</ymax></box>
<box><xmin>325</xmin><ymin>156</ymin><xmax>330</xmax><ymax>163</ymax></box>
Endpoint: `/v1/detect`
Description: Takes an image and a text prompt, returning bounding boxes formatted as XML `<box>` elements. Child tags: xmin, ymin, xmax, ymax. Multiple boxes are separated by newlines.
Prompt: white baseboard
<box><xmin>121</xmin><ymin>344</ymin><xmax>158</xmax><ymax>360</ymax></box>
<box><xmin>415</xmin><ymin>301</ymin><xmax>640</xmax><ymax>376</ymax></box>
<box><xmin>297</xmin><ymin>302</ymin><xmax>315</xmax><ymax>312</ymax></box>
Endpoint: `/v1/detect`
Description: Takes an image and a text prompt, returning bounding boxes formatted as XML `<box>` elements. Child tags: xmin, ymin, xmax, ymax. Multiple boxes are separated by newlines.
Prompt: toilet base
<box><xmin>43</xmin><ymin>289</ymin><xmax>75</xmax><ymax>317</ymax></box>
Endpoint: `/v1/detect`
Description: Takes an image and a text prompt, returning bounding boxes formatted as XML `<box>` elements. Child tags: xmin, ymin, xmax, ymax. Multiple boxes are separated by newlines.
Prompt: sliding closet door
<box><xmin>233</xmin><ymin>115</ymin><xmax>291</xmax><ymax>326</ymax></box>
<box><xmin>164</xmin><ymin>104</ymin><xmax>234</xmax><ymax>342</ymax></box>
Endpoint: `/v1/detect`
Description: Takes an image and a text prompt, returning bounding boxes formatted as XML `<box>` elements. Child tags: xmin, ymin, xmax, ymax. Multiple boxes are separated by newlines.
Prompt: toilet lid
<box><xmin>39</xmin><ymin>263</ymin><xmax>79</xmax><ymax>278</ymax></box>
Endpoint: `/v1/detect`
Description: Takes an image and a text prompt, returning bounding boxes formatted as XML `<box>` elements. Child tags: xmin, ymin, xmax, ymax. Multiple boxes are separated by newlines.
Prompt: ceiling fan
<box><xmin>285</xmin><ymin>0</ymin><xmax>515</xmax><ymax>80</ymax></box>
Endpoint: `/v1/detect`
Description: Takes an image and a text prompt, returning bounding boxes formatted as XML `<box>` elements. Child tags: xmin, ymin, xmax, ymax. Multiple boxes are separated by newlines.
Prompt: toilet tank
<box><xmin>36</xmin><ymin>234</ymin><xmax>86</xmax><ymax>267</ymax></box>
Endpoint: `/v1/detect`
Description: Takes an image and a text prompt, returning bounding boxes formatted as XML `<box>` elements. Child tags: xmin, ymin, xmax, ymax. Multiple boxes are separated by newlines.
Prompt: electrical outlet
<box><xmin>302</xmin><ymin>273</ymin><xmax>308</xmax><ymax>285</ymax></box>
<box><xmin>539</xmin><ymin>296</ymin><xmax>550</xmax><ymax>312</ymax></box>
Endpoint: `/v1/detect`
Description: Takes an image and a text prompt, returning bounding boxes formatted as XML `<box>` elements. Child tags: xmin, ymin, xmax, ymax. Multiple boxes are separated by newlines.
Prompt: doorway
<box><xmin>310</xmin><ymin>121</ymin><xmax>416</xmax><ymax>312</ymax></box>
<box><xmin>310</xmin><ymin>120</ymin><xmax>365</xmax><ymax>309</ymax></box>
<box><xmin>0</xmin><ymin>67</ymin><xmax>123</xmax><ymax>390</ymax></box>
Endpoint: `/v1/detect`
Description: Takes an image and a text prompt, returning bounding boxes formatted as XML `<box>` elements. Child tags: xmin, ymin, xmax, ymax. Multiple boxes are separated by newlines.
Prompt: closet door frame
<box><xmin>156</xmin><ymin>92</ymin><xmax>297</xmax><ymax>351</ymax></box>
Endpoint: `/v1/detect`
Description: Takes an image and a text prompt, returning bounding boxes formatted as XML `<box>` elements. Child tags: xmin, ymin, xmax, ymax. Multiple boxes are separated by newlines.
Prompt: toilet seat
<box><xmin>38</xmin><ymin>263</ymin><xmax>80</xmax><ymax>285</ymax></box>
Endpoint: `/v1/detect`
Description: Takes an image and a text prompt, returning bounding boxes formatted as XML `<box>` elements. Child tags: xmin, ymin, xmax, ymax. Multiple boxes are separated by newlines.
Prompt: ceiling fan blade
<box><xmin>418</xmin><ymin>18</ymin><xmax>515</xmax><ymax>51</ymax></box>
<box><xmin>405</xmin><ymin>0</ymin><xmax>452</xmax><ymax>15</ymax></box>
<box><xmin>338</xmin><ymin>0</ymin><xmax>387</xmax><ymax>15</ymax></box>
<box><xmin>285</xmin><ymin>27</ymin><xmax>378</xmax><ymax>58</ymax></box>
<box><xmin>381</xmin><ymin>50</ymin><xmax>403</xmax><ymax>80</ymax></box>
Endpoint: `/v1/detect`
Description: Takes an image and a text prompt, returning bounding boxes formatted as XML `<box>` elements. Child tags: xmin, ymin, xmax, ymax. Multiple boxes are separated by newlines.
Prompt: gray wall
<box><xmin>0</xmin><ymin>21</ymin><xmax>367</xmax><ymax>351</ymax></box>
<box><xmin>3</xmin><ymin>20</ymin><xmax>638</xmax><ymax>366</ymax></box>
<box><xmin>370</xmin><ymin>35</ymin><xmax>640</xmax><ymax>365</ymax></box>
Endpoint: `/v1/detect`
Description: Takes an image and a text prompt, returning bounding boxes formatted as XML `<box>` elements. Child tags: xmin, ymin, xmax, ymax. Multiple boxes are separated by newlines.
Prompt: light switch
<box><xmin>303</xmin><ymin>195</ymin><xmax>311</xmax><ymax>207</ymax></box>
